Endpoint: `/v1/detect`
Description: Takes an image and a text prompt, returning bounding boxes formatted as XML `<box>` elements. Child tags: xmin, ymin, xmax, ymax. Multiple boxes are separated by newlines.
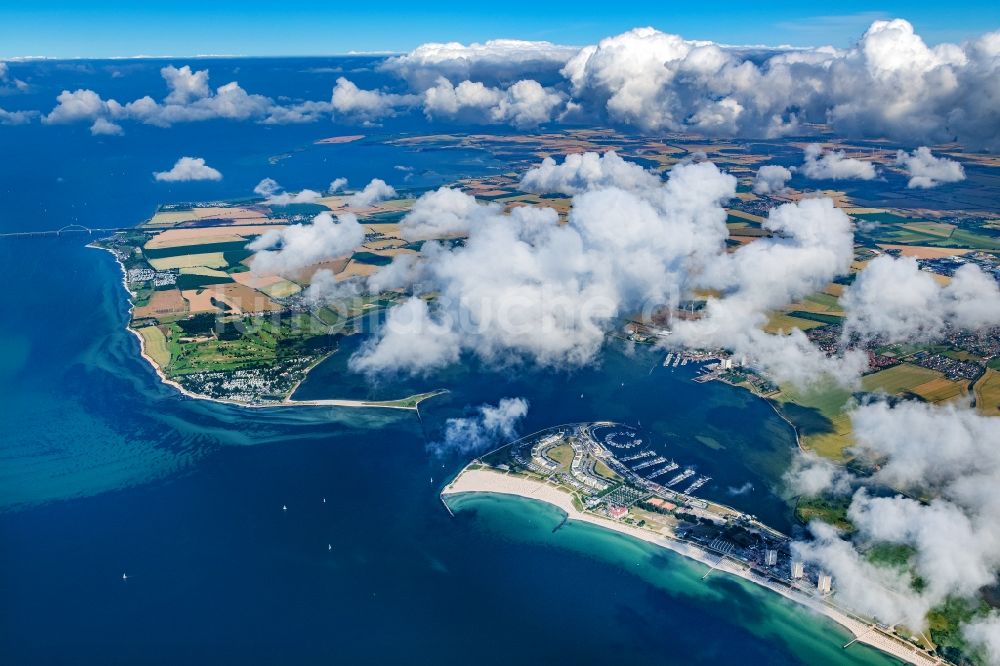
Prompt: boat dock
<box><xmin>646</xmin><ymin>461</ymin><xmax>680</xmax><ymax>478</ymax></box>
<box><xmin>631</xmin><ymin>456</ymin><xmax>669</xmax><ymax>471</ymax></box>
<box><xmin>666</xmin><ymin>469</ymin><xmax>696</xmax><ymax>487</ymax></box>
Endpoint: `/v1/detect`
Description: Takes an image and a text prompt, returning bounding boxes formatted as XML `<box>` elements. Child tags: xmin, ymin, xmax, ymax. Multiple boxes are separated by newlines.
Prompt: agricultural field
<box><xmin>96</xmin><ymin>197</ymin><xmax>415</xmax><ymax>403</ymax></box>
<box><xmin>975</xmin><ymin>369</ymin><xmax>1000</xmax><ymax>415</ymax></box>
<box><xmin>763</xmin><ymin>313</ymin><xmax>826</xmax><ymax>333</ymax></box>
<box><xmin>772</xmin><ymin>381</ymin><xmax>854</xmax><ymax>460</ymax></box>
<box><xmin>137</xmin><ymin>325</ymin><xmax>170</xmax><ymax>368</ymax></box>
<box><xmin>861</xmin><ymin>363</ymin><xmax>942</xmax><ymax>395</ymax></box>
<box><xmin>148</xmin><ymin>252</ymin><xmax>229</xmax><ymax>271</ymax></box>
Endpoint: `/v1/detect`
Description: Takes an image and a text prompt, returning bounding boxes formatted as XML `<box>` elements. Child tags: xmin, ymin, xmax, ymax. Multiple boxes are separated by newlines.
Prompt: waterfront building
<box><xmin>791</xmin><ymin>560</ymin><xmax>805</xmax><ymax>579</ymax></box>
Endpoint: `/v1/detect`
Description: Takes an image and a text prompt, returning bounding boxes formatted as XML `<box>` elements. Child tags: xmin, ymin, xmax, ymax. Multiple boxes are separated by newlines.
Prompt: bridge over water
<box><xmin>0</xmin><ymin>224</ymin><xmax>134</xmax><ymax>239</ymax></box>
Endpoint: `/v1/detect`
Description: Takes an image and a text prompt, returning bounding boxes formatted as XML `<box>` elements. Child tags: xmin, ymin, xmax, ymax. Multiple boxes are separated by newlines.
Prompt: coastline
<box><xmin>90</xmin><ymin>243</ymin><xmax>440</xmax><ymax>412</ymax></box>
<box><xmin>442</xmin><ymin>468</ymin><xmax>942</xmax><ymax>666</ymax></box>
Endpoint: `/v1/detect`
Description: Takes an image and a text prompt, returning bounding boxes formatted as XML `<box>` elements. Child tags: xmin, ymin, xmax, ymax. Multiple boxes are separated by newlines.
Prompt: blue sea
<box><xmin>0</xmin><ymin>58</ymin><xmax>899</xmax><ymax>664</ymax></box>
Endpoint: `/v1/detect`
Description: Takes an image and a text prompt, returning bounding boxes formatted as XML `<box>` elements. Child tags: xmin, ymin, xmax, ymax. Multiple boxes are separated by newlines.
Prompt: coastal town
<box><xmin>443</xmin><ymin>422</ymin><xmax>946</xmax><ymax>666</ymax></box>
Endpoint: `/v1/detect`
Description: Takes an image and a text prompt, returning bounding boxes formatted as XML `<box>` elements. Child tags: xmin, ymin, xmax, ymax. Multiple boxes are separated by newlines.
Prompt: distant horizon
<box><xmin>2</xmin><ymin>1</ymin><xmax>998</xmax><ymax>59</ymax></box>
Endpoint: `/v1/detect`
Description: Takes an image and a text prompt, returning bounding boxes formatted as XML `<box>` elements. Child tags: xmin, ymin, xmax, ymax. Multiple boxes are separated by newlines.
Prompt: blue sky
<box><xmin>1</xmin><ymin>0</ymin><xmax>998</xmax><ymax>58</ymax></box>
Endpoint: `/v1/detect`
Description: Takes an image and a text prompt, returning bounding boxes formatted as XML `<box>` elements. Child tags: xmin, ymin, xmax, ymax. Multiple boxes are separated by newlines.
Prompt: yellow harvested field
<box><xmin>260</xmin><ymin>279</ymin><xmax>301</xmax><ymax>298</ymax></box>
<box><xmin>336</xmin><ymin>260</ymin><xmax>381</xmax><ymax>281</ymax></box>
<box><xmin>726</xmin><ymin>209</ymin><xmax>765</xmax><ymax>223</ymax></box>
<box><xmin>910</xmin><ymin>377</ymin><xmax>968</xmax><ymax>403</ymax></box>
<box><xmin>133</xmin><ymin>289</ymin><xmax>189</xmax><ymax>320</ymax></box>
<box><xmin>974</xmin><ymin>369</ymin><xmax>1000</xmax><ymax>415</ymax></box>
<box><xmin>899</xmin><ymin>221</ymin><xmax>955</xmax><ymax>238</ymax></box>
<box><xmin>824</xmin><ymin>283</ymin><xmax>845</xmax><ymax>297</ymax></box>
<box><xmin>844</xmin><ymin>207</ymin><xmax>888</xmax><ymax>215</ymax></box>
<box><xmin>231</xmin><ymin>272</ymin><xmax>285</xmax><ymax>290</ymax></box>
<box><xmin>148</xmin><ymin>252</ymin><xmax>228</xmax><ymax>270</ymax></box>
<box><xmin>137</xmin><ymin>325</ymin><xmax>170</xmax><ymax>368</ymax></box>
<box><xmin>942</xmin><ymin>152</ymin><xmax>1000</xmax><ymax>168</ymax></box>
<box><xmin>146</xmin><ymin>206</ymin><xmax>269</xmax><ymax>227</ymax></box>
<box><xmin>317</xmin><ymin>197</ymin><xmax>413</xmax><ymax>215</ymax></box>
<box><xmin>144</xmin><ymin>225</ymin><xmax>282</xmax><ymax>248</ymax></box>
<box><xmin>364</xmin><ymin>222</ymin><xmax>402</xmax><ymax>237</ymax></box>
<box><xmin>877</xmin><ymin>244</ymin><xmax>972</xmax><ymax>259</ymax></box>
<box><xmin>182</xmin><ymin>288</ymin><xmax>223</xmax><ymax>314</ymax></box>
<box><xmin>146</xmin><ymin>233</ymin><xmax>245</xmax><ymax>249</ymax></box>
<box><xmin>287</xmin><ymin>258</ymin><xmax>351</xmax><ymax>284</ymax></box>
<box><xmin>764</xmin><ymin>313</ymin><xmax>825</xmax><ymax>333</ymax></box>
<box><xmin>180</xmin><ymin>266</ymin><xmax>230</xmax><ymax>278</ymax></box>
<box><xmin>363</xmin><ymin>238</ymin><xmax>407</xmax><ymax>251</ymax></box>
<box><xmin>372</xmin><ymin>247</ymin><xmax>417</xmax><ymax>258</ymax></box>
<box><xmin>862</xmin><ymin>363</ymin><xmax>941</xmax><ymax>395</ymax></box>
<box><xmin>215</xmin><ymin>284</ymin><xmax>282</xmax><ymax>313</ymax></box>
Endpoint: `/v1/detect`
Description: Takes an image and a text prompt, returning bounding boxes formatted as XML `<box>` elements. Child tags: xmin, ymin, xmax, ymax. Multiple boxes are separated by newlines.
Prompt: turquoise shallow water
<box><xmin>0</xmin><ymin>57</ymin><xmax>903</xmax><ymax>665</ymax></box>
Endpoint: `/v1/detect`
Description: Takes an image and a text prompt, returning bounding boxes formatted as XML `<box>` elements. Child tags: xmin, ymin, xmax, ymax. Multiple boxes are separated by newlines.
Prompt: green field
<box><xmin>774</xmin><ymin>380</ymin><xmax>854</xmax><ymax>459</ymax></box>
<box><xmin>547</xmin><ymin>443</ymin><xmax>574</xmax><ymax>467</ymax></box>
<box><xmin>785</xmin><ymin>310</ymin><xmax>843</xmax><ymax>325</ymax></box>
<box><xmin>137</xmin><ymin>325</ymin><xmax>170</xmax><ymax>368</ymax></box>
<box><xmin>143</xmin><ymin>240</ymin><xmax>254</xmax><ymax>259</ymax></box>
<box><xmin>861</xmin><ymin>363</ymin><xmax>941</xmax><ymax>395</ymax></box>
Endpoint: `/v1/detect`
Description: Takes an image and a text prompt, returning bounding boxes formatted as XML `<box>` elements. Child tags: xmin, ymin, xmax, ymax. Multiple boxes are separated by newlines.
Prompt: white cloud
<box><xmin>253</xmin><ymin>178</ymin><xmax>322</xmax><ymax>205</ymax></box>
<box><xmin>350</xmin><ymin>297</ymin><xmax>461</xmax><ymax>374</ymax></box>
<box><xmin>428</xmin><ymin>397</ymin><xmax>530</xmax><ymax>456</ymax></box>
<box><xmin>399</xmin><ymin>186</ymin><xmax>496</xmax><ymax>241</ymax></box>
<box><xmin>0</xmin><ymin>107</ymin><xmax>34</xmax><ymax>125</ymax></box>
<box><xmin>44</xmin><ymin>88</ymin><xmax>122</xmax><ymax>125</ymax></box>
<box><xmin>382</xmin><ymin>38</ymin><xmax>576</xmax><ymax>88</ymax></box>
<box><xmin>329</xmin><ymin>177</ymin><xmax>348</xmax><ymax>193</ymax></box>
<box><xmin>841</xmin><ymin>255</ymin><xmax>1000</xmax><ymax>341</ymax></box>
<box><xmin>347</xmin><ymin>178</ymin><xmax>397</xmax><ymax>207</ymax></box>
<box><xmin>331</xmin><ymin>77</ymin><xmax>416</xmax><ymax>121</ymax></box>
<box><xmin>793</xmin><ymin>400</ymin><xmax>1000</xmax><ymax>636</ymax></box>
<box><xmin>90</xmin><ymin>118</ymin><xmax>122</xmax><ymax>135</ymax></box>
<box><xmin>491</xmin><ymin>79</ymin><xmax>564</xmax><ymax>128</ymax></box>
<box><xmin>356</xmin><ymin>157</ymin><xmax>880</xmax><ymax>384</ymax></box>
<box><xmin>895</xmin><ymin>146</ymin><xmax>966</xmax><ymax>189</ymax></box>
<box><xmin>354</xmin><ymin>160</ymin><xmax>752</xmax><ymax>374</ymax></box>
<box><xmin>557</xmin><ymin>20</ymin><xmax>1000</xmax><ymax>148</ymax></box>
<box><xmin>25</xmin><ymin>21</ymin><xmax>1000</xmax><ymax>145</ymax></box>
<box><xmin>752</xmin><ymin>165</ymin><xmax>792</xmax><ymax>194</ymax></box>
<box><xmin>519</xmin><ymin>151</ymin><xmax>661</xmax><ymax>195</ymax></box>
<box><xmin>785</xmin><ymin>451</ymin><xmax>853</xmax><ymax>497</ymax></box>
<box><xmin>964</xmin><ymin>614</ymin><xmax>1000</xmax><ymax>666</ymax></box>
<box><xmin>0</xmin><ymin>61</ymin><xmax>28</xmax><ymax>93</ymax></box>
<box><xmin>44</xmin><ymin>65</ymin><xmax>287</xmax><ymax>131</ymax></box>
<box><xmin>161</xmin><ymin>64</ymin><xmax>210</xmax><ymax>105</ymax></box>
<box><xmin>422</xmin><ymin>77</ymin><xmax>563</xmax><ymax>128</ymax></box>
<box><xmin>153</xmin><ymin>156</ymin><xmax>222</xmax><ymax>182</ymax></box>
<box><xmin>671</xmin><ymin>196</ymin><xmax>867</xmax><ymax>386</ymax></box>
<box><xmin>248</xmin><ymin>211</ymin><xmax>365</xmax><ymax>275</ymax></box>
<box><xmin>798</xmin><ymin>144</ymin><xmax>877</xmax><ymax>180</ymax></box>
<box><xmin>423</xmin><ymin>78</ymin><xmax>503</xmax><ymax>119</ymax></box>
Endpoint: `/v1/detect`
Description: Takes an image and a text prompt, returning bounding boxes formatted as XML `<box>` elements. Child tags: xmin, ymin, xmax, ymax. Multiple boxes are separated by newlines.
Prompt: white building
<box><xmin>817</xmin><ymin>574</ymin><xmax>832</xmax><ymax>594</ymax></box>
<box><xmin>791</xmin><ymin>560</ymin><xmax>804</xmax><ymax>579</ymax></box>
<box><xmin>765</xmin><ymin>549</ymin><xmax>778</xmax><ymax>567</ymax></box>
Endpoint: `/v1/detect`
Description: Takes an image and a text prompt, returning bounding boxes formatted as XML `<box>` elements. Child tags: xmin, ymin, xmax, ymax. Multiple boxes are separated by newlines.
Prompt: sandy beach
<box><xmin>442</xmin><ymin>468</ymin><xmax>943</xmax><ymax>666</ymax></box>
